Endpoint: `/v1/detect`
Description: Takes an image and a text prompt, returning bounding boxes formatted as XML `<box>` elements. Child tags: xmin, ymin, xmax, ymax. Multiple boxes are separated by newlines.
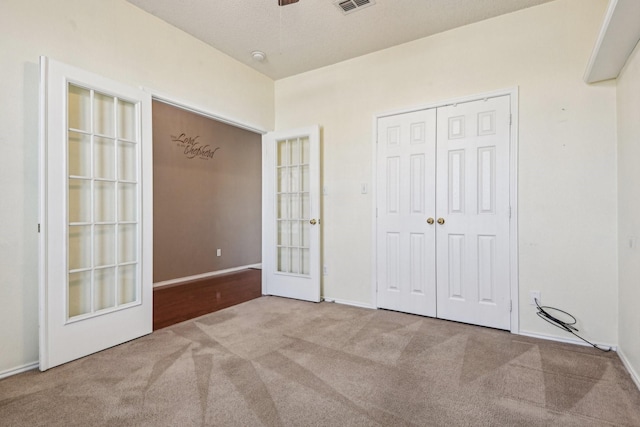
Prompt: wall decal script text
<box><xmin>171</xmin><ymin>133</ymin><xmax>221</xmax><ymax>160</ymax></box>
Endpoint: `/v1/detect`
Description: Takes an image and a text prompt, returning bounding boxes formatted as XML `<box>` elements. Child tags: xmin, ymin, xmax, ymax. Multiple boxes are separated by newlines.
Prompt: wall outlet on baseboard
<box><xmin>529</xmin><ymin>290</ymin><xmax>541</xmax><ymax>306</ymax></box>
<box><xmin>216</xmin><ymin>249</ymin><xmax>221</xmax><ymax>257</ymax></box>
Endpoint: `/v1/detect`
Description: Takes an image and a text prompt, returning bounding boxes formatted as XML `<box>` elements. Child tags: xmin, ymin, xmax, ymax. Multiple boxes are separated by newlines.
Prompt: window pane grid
<box><xmin>275</xmin><ymin>137</ymin><xmax>311</xmax><ymax>276</ymax></box>
<box><xmin>66</xmin><ymin>84</ymin><xmax>140</xmax><ymax>320</ymax></box>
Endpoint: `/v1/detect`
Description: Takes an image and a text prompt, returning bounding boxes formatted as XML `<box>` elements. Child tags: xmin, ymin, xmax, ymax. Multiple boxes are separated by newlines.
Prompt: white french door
<box><xmin>376</xmin><ymin>95</ymin><xmax>513</xmax><ymax>330</ymax></box>
<box><xmin>262</xmin><ymin>126</ymin><xmax>321</xmax><ymax>302</ymax></box>
<box><xmin>39</xmin><ymin>57</ymin><xmax>153</xmax><ymax>370</ymax></box>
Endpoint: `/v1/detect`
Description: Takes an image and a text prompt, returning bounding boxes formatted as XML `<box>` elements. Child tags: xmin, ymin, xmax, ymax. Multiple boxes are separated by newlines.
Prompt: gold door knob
<box><xmin>437</xmin><ymin>218</ymin><xmax>445</xmax><ymax>225</ymax></box>
<box><xmin>309</xmin><ymin>219</ymin><xmax>317</xmax><ymax>225</ymax></box>
<box><xmin>427</xmin><ymin>218</ymin><xmax>434</xmax><ymax>224</ymax></box>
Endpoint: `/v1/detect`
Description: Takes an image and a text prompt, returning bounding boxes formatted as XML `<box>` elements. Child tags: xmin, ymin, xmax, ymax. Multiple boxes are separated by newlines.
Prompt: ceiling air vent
<box><xmin>334</xmin><ymin>0</ymin><xmax>375</xmax><ymax>15</ymax></box>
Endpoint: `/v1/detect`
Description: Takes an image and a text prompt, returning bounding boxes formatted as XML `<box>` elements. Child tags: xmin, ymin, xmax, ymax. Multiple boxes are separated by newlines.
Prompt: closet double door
<box><xmin>376</xmin><ymin>96</ymin><xmax>511</xmax><ymax>330</ymax></box>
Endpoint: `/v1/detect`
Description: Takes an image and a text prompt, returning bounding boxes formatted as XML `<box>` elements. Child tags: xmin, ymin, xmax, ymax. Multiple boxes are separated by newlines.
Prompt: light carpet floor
<box><xmin>1</xmin><ymin>296</ymin><xmax>640</xmax><ymax>426</ymax></box>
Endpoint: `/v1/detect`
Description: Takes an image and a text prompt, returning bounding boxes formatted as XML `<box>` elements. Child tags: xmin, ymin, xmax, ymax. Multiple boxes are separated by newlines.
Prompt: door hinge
<box><xmin>508</xmin><ymin>206</ymin><xmax>512</xmax><ymax>219</ymax></box>
<box><xmin>510</xmin><ymin>300</ymin><xmax>513</xmax><ymax>312</ymax></box>
<box><xmin>38</xmin><ymin>223</ymin><xmax>41</xmax><ymax>233</ymax></box>
<box><xmin>509</xmin><ymin>114</ymin><xmax>512</xmax><ymax>126</ymax></box>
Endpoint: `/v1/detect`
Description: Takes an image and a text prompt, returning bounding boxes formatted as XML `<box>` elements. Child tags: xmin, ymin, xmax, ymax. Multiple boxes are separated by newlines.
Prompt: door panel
<box><xmin>376</xmin><ymin>110</ymin><xmax>437</xmax><ymax>317</ymax></box>
<box><xmin>436</xmin><ymin>96</ymin><xmax>511</xmax><ymax>330</ymax></box>
<box><xmin>263</xmin><ymin>126</ymin><xmax>321</xmax><ymax>302</ymax></box>
<box><xmin>40</xmin><ymin>57</ymin><xmax>152</xmax><ymax>370</ymax></box>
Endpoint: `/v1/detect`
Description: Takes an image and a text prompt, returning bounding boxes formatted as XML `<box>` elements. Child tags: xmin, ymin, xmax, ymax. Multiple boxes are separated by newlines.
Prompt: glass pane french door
<box><xmin>263</xmin><ymin>126</ymin><xmax>320</xmax><ymax>302</ymax></box>
<box><xmin>41</xmin><ymin>57</ymin><xmax>152</xmax><ymax>370</ymax></box>
<box><xmin>66</xmin><ymin>84</ymin><xmax>140</xmax><ymax>320</ymax></box>
<box><xmin>276</xmin><ymin>137</ymin><xmax>311</xmax><ymax>276</ymax></box>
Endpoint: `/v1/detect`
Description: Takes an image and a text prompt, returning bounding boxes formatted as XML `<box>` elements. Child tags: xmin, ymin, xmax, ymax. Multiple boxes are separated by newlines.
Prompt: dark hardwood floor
<box><xmin>153</xmin><ymin>268</ymin><xmax>262</xmax><ymax>330</ymax></box>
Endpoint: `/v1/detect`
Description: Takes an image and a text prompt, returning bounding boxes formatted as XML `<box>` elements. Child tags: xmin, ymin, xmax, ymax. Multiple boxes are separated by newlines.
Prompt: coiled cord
<box><xmin>534</xmin><ymin>298</ymin><xmax>611</xmax><ymax>352</ymax></box>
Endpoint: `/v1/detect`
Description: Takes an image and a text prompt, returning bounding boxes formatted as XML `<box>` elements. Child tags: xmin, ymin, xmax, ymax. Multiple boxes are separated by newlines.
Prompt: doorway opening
<box><xmin>151</xmin><ymin>98</ymin><xmax>263</xmax><ymax>329</ymax></box>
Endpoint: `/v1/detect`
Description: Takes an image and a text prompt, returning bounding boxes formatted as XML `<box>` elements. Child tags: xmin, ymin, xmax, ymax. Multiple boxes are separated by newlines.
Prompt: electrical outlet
<box><xmin>216</xmin><ymin>249</ymin><xmax>221</xmax><ymax>257</ymax></box>
<box><xmin>323</xmin><ymin>265</ymin><xmax>328</xmax><ymax>276</ymax></box>
<box><xmin>529</xmin><ymin>290</ymin><xmax>541</xmax><ymax>306</ymax></box>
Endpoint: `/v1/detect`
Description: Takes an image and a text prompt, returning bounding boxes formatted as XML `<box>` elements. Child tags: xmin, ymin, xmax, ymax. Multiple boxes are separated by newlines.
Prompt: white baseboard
<box><xmin>617</xmin><ymin>346</ymin><xmax>640</xmax><ymax>392</ymax></box>
<box><xmin>323</xmin><ymin>297</ymin><xmax>376</xmax><ymax>310</ymax></box>
<box><xmin>0</xmin><ymin>361</ymin><xmax>38</xmax><ymax>380</ymax></box>
<box><xmin>153</xmin><ymin>264</ymin><xmax>262</xmax><ymax>288</ymax></box>
<box><xmin>518</xmin><ymin>330</ymin><xmax>617</xmax><ymax>351</ymax></box>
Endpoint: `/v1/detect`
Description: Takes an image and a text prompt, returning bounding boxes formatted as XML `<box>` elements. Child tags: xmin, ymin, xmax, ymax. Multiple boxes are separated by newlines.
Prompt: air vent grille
<box><xmin>335</xmin><ymin>0</ymin><xmax>375</xmax><ymax>15</ymax></box>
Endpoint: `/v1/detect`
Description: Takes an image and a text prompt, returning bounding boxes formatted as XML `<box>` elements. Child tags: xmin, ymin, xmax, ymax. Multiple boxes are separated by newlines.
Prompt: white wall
<box><xmin>0</xmin><ymin>0</ymin><xmax>274</xmax><ymax>375</ymax></box>
<box><xmin>275</xmin><ymin>0</ymin><xmax>618</xmax><ymax>344</ymax></box>
<box><xmin>616</xmin><ymin>41</ymin><xmax>640</xmax><ymax>386</ymax></box>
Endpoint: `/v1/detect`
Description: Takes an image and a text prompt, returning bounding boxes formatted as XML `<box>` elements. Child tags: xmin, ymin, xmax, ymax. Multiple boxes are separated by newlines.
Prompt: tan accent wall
<box><xmin>152</xmin><ymin>100</ymin><xmax>262</xmax><ymax>282</ymax></box>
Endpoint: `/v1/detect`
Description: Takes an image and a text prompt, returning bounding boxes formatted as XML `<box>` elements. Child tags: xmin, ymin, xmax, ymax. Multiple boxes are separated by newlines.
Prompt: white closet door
<box><xmin>39</xmin><ymin>57</ymin><xmax>153</xmax><ymax>370</ymax></box>
<box><xmin>263</xmin><ymin>126</ymin><xmax>321</xmax><ymax>302</ymax></box>
<box><xmin>376</xmin><ymin>109</ymin><xmax>437</xmax><ymax>317</ymax></box>
<box><xmin>435</xmin><ymin>96</ymin><xmax>511</xmax><ymax>330</ymax></box>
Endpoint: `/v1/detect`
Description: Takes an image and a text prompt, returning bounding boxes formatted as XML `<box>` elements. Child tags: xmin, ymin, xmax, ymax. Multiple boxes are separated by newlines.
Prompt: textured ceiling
<box><xmin>126</xmin><ymin>0</ymin><xmax>555</xmax><ymax>80</ymax></box>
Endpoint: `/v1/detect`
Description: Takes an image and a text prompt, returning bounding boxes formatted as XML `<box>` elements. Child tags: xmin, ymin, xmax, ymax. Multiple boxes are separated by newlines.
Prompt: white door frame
<box><xmin>148</xmin><ymin>90</ymin><xmax>267</xmax><ymax>136</ymax></box>
<box><xmin>371</xmin><ymin>87</ymin><xmax>519</xmax><ymax>334</ymax></box>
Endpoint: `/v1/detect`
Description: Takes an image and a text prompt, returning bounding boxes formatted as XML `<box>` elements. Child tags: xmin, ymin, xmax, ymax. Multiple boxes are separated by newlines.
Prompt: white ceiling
<box><xmin>126</xmin><ymin>0</ymin><xmax>555</xmax><ymax>80</ymax></box>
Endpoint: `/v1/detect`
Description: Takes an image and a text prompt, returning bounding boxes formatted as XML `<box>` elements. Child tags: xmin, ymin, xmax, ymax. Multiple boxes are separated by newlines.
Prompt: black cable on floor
<box><xmin>534</xmin><ymin>298</ymin><xmax>612</xmax><ymax>352</ymax></box>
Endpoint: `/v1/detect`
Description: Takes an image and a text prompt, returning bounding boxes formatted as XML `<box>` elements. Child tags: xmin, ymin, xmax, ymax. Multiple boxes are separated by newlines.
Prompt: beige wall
<box><xmin>275</xmin><ymin>0</ymin><xmax>618</xmax><ymax>343</ymax></box>
<box><xmin>0</xmin><ymin>0</ymin><xmax>274</xmax><ymax>374</ymax></box>
<box><xmin>616</xmin><ymin>41</ymin><xmax>640</xmax><ymax>386</ymax></box>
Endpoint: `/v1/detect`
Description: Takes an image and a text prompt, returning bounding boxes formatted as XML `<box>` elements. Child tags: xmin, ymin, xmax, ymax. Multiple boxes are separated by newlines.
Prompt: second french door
<box><xmin>262</xmin><ymin>126</ymin><xmax>321</xmax><ymax>302</ymax></box>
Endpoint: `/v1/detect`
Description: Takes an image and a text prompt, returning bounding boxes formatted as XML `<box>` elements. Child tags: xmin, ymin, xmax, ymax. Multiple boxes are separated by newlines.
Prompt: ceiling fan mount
<box><xmin>278</xmin><ymin>0</ymin><xmax>299</xmax><ymax>6</ymax></box>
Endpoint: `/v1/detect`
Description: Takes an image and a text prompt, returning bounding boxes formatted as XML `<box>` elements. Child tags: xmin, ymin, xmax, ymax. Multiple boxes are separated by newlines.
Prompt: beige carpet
<box><xmin>1</xmin><ymin>296</ymin><xmax>639</xmax><ymax>426</ymax></box>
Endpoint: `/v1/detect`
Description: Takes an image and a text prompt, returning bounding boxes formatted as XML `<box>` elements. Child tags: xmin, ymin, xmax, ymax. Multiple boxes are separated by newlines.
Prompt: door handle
<box><xmin>437</xmin><ymin>218</ymin><xmax>445</xmax><ymax>225</ymax></box>
<box><xmin>310</xmin><ymin>219</ymin><xmax>318</xmax><ymax>225</ymax></box>
<box><xmin>426</xmin><ymin>218</ymin><xmax>434</xmax><ymax>224</ymax></box>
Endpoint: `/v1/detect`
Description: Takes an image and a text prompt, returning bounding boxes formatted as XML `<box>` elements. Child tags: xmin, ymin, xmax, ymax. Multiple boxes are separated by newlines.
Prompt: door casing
<box><xmin>371</xmin><ymin>88</ymin><xmax>519</xmax><ymax>334</ymax></box>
